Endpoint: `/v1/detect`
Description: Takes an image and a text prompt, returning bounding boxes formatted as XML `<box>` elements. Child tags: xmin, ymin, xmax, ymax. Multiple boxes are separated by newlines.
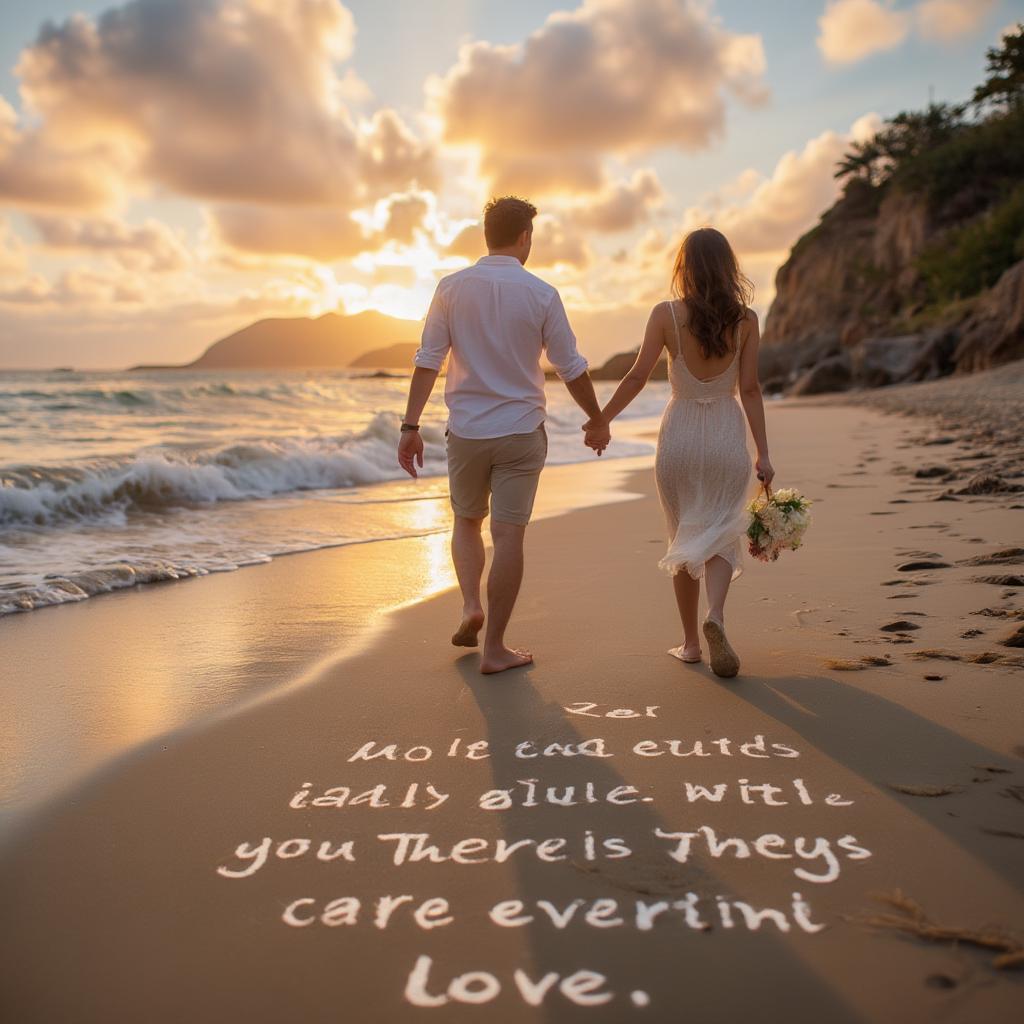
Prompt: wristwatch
<box><xmin>400</xmin><ymin>422</ymin><xmax>420</xmax><ymax>432</ymax></box>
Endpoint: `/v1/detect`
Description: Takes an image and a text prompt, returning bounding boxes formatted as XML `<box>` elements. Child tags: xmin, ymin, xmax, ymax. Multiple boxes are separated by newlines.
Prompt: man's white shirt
<box><xmin>413</xmin><ymin>254</ymin><xmax>588</xmax><ymax>439</ymax></box>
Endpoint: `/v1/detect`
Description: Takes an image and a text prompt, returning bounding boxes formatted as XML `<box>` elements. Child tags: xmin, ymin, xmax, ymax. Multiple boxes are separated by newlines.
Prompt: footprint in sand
<box><xmin>958</xmin><ymin>547</ymin><xmax>1024</xmax><ymax>567</ymax></box>
<box><xmin>998</xmin><ymin>624</ymin><xmax>1024</xmax><ymax>648</ymax></box>
<box><xmin>824</xmin><ymin>656</ymin><xmax>892</xmax><ymax>671</ymax></box>
<box><xmin>881</xmin><ymin>620</ymin><xmax>922</xmax><ymax>632</ymax></box>
<box><xmin>888</xmin><ymin>783</ymin><xmax>959</xmax><ymax>796</ymax></box>
<box><xmin>973</xmin><ymin>607</ymin><xmax>1024</xmax><ymax>619</ymax></box>
<box><xmin>791</xmin><ymin>607</ymin><xmax>840</xmax><ymax>627</ymax></box>
<box><xmin>974</xmin><ymin>574</ymin><xmax>1024</xmax><ymax>587</ymax></box>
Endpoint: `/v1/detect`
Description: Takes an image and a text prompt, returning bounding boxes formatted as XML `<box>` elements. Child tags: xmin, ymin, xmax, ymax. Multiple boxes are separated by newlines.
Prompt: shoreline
<box><xmin>0</xmin><ymin>452</ymin><xmax>652</xmax><ymax>831</ymax></box>
<box><xmin>1</xmin><ymin>394</ymin><xmax>1022</xmax><ymax>1021</ymax></box>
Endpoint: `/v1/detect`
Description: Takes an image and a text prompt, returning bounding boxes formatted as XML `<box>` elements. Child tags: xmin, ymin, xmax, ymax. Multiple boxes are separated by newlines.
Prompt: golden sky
<box><xmin>0</xmin><ymin>0</ymin><xmax>1013</xmax><ymax>368</ymax></box>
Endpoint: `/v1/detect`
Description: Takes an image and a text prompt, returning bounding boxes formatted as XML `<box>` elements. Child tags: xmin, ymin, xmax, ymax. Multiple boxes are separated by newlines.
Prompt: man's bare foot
<box><xmin>480</xmin><ymin>646</ymin><xmax>533</xmax><ymax>675</ymax></box>
<box><xmin>451</xmin><ymin>610</ymin><xmax>485</xmax><ymax>647</ymax></box>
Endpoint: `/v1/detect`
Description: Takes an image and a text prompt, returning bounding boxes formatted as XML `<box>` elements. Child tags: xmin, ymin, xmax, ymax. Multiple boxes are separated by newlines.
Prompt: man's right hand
<box><xmin>398</xmin><ymin>430</ymin><xmax>425</xmax><ymax>478</ymax></box>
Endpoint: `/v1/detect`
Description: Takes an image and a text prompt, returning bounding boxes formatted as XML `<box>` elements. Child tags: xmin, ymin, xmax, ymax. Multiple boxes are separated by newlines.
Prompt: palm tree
<box><xmin>972</xmin><ymin>23</ymin><xmax>1024</xmax><ymax>112</ymax></box>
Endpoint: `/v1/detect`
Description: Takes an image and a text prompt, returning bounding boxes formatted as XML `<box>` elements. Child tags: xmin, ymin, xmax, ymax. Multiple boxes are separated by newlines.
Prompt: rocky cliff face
<box><xmin>761</xmin><ymin>179</ymin><xmax>1024</xmax><ymax>395</ymax></box>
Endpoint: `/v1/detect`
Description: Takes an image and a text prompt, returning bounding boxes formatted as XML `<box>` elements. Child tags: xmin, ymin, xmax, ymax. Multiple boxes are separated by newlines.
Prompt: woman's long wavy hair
<box><xmin>670</xmin><ymin>227</ymin><xmax>754</xmax><ymax>359</ymax></box>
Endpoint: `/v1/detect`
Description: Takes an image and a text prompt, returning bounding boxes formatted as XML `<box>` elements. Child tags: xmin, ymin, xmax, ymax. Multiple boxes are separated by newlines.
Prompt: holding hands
<box><xmin>582</xmin><ymin>415</ymin><xmax>611</xmax><ymax>456</ymax></box>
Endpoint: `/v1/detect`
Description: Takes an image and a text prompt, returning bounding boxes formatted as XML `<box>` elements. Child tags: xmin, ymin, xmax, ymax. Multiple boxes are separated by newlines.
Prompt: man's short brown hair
<box><xmin>483</xmin><ymin>196</ymin><xmax>537</xmax><ymax>249</ymax></box>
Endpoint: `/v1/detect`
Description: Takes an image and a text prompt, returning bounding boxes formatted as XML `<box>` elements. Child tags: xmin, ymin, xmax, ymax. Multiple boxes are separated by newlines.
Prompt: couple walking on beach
<box><xmin>398</xmin><ymin>197</ymin><xmax>774</xmax><ymax>678</ymax></box>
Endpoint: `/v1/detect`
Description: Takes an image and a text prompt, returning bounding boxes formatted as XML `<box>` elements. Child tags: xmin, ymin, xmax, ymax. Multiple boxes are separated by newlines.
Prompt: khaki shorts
<box><xmin>446</xmin><ymin>425</ymin><xmax>548</xmax><ymax>525</ymax></box>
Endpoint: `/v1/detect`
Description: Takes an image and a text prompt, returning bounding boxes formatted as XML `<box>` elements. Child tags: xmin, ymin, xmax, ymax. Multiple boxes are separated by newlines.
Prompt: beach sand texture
<box><xmin>1</xmin><ymin>381</ymin><xmax>1022</xmax><ymax>1023</ymax></box>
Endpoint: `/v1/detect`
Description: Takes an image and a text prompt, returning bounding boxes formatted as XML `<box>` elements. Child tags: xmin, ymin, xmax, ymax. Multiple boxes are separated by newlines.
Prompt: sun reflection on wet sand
<box><xmin>0</xmin><ymin>452</ymin><xmax>652</xmax><ymax>831</ymax></box>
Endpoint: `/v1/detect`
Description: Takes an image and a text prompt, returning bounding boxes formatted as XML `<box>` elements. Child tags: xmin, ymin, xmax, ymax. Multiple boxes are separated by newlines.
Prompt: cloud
<box><xmin>817</xmin><ymin>0</ymin><xmax>911</xmax><ymax>64</ymax></box>
<box><xmin>441</xmin><ymin>212</ymin><xmax>590</xmax><ymax>270</ymax></box>
<box><xmin>567</xmin><ymin>169</ymin><xmax>664</xmax><ymax>232</ymax></box>
<box><xmin>1</xmin><ymin>0</ymin><xmax>434</xmax><ymax>213</ymax></box>
<box><xmin>480</xmin><ymin>152</ymin><xmax>606</xmax><ymax>197</ymax></box>
<box><xmin>0</xmin><ymin>274</ymin><xmax>52</xmax><ymax>305</ymax></box>
<box><xmin>381</xmin><ymin>192</ymin><xmax>430</xmax><ymax>245</ymax></box>
<box><xmin>209</xmin><ymin>204</ymin><xmax>370</xmax><ymax>262</ymax></box>
<box><xmin>530</xmin><ymin>215</ymin><xmax>591</xmax><ymax>269</ymax></box>
<box><xmin>358</xmin><ymin>110</ymin><xmax>438</xmax><ymax>196</ymax></box>
<box><xmin>210</xmin><ymin>188</ymin><xmax>435</xmax><ymax>261</ymax></box>
<box><xmin>0</xmin><ymin>217</ymin><xmax>27</xmax><ymax>274</ymax></box>
<box><xmin>0</xmin><ymin>98</ymin><xmax>122</xmax><ymax>210</ymax></box>
<box><xmin>914</xmin><ymin>0</ymin><xmax>996</xmax><ymax>42</ymax></box>
<box><xmin>445</xmin><ymin>223</ymin><xmax>484</xmax><ymax>261</ymax></box>
<box><xmin>432</xmin><ymin>0</ymin><xmax>767</xmax><ymax>193</ymax></box>
<box><xmin>30</xmin><ymin>213</ymin><xmax>189</xmax><ymax>271</ymax></box>
<box><xmin>679</xmin><ymin>112</ymin><xmax>882</xmax><ymax>256</ymax></box>
<box><xmin>818</xmin><ymin>0</ymin><xmax>995</xmax><ymax>64</ymax></box>
<box><xmin>0</xmin><ymin>265</ymin><xmax>148</xmax><ymax>307</ymax></box>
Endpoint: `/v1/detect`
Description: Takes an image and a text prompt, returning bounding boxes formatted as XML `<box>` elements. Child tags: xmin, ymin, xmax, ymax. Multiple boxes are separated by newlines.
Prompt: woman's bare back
<box><xmin>664</xmin><ymin>299</ymin><xmax>743</xmax><ymax>382</ymax></box>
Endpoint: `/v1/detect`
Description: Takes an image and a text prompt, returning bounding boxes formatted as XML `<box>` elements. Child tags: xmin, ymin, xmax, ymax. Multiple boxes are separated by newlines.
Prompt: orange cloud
<box><xmin>531</xmin><ymin>215</ymin><xmax>591</xmax><ymax>269</ymax></box>
<box><xmin>818</xmin><ymin>0</ymin><xmax>910</xmax><ymax>65</ymax></box>
<box><xmin>817</xmin><ymin>0</ymin><xmax>993</xmax><ymax>64</ymax></box>
<box><xmin>443</xmin><ymin>213</ymin><xmax>589</xmax><ymax>270</ymax></box>
<box><xmin>30</xmin><ymin>214</ymin><xmax>189</xmax><ymax>271</ymax></box>
<box><xmin>381</xmin><ymin>193</ymin><xmax>431</xmax><ymax>245</ymax></box>
<box><xmin>915</xmin><ymin>0</ymin><xmax>996</xmax><ymax>42</ymax></box>
<box><xmin>209</xmin><ymin>204</ymin><xmax>370</xmax><ymax>262</ymax></box>
<box><xmin>0</xmin><ymin>98</ymin><xmax>121</xmax><ymax>210</ymax></box>
<box><xmin>1</xmin><ymin>0</ymin><xmax>434</xmax><ymax>215</ymax></box>
<box><xmin>445</xmin><ymin>223</ymin><xmax>484</xmax><ymax>261</ymax></box>
<box><xmin>567</xmin><ymin>169</ymin><xmax>664</xmax><ymax>232</ymax></box>
<box><xmin>680</xmin><ymin>114</ymin><xmax>882</xmax><ymax>256</ymax></box>
<box><xmin>0</xmin><ymin>217</ymin><xmax>27</xmax><ymax>274</ymax></box>
<box><xmin>432</xmin><ymin>0</ymin><xmax>767</xmax><ymax>193</ymax></box>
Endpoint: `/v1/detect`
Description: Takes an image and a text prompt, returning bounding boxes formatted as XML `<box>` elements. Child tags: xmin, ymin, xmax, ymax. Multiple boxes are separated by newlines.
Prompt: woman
<box><xmin>592</xmin><ymin>227</ymin><xmax>773</xmax><ymax>677</ymax></box>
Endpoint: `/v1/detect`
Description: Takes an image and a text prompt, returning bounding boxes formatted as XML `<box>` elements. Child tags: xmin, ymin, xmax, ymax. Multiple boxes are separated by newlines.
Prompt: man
<box><xmin>398</xmin><ymin>196</ymin><xmax>610</xmax><ymax>675</ymax></box>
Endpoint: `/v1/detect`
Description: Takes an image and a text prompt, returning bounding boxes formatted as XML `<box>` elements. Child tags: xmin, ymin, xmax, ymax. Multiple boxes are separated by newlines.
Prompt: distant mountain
<box><xmin>131</xmin><ymin>310</ymin><xmax>421</xmax><ymax>371</ymax></box>
<box><xmin>587</xmin><ymin>350</ymin><xmax>667</xmax><ymax>381</ymax></box>
<box><xmin>349</xmin><ymin>342</ymin><xmax>419</xmax><ymax>369</ymax></box>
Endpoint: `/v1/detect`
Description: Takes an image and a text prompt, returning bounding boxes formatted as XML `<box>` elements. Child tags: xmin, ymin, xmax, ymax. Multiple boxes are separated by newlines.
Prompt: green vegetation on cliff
<box><xmin>834</xmin><ymin>24</ymin><xmax>1024</xmax><ymax>307</ymax></box>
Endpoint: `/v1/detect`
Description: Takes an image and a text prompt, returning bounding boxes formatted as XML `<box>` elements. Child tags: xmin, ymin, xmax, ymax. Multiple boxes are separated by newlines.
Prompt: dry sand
<box><xmin>0</xmin><ymin>392</ymin><xmax>1022</xmax><ymax>1023</ymax></box>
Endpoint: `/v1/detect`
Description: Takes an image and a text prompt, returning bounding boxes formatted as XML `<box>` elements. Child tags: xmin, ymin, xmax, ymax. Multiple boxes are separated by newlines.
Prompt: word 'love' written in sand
<box><xmin>214</xmin><ymin>720</ymin><xmax>872</xmax><ymax>1010</ymax></box>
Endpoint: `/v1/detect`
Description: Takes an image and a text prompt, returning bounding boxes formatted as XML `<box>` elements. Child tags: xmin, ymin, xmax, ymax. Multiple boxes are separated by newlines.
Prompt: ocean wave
<box><xmin>0</xmin><ymin>413</ymin><xmax>448</xmax><ymax>528</ymax></box>
<box><xmin>0</xmin><ymin>561</ymin><xmax>216</xmax><ymax>615</ymax></box>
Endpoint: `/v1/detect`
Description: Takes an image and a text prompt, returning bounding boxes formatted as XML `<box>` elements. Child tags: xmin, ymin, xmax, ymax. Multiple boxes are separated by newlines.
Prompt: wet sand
<box><xmin>1</xmin><ymin>397</ymin><xmax>1022</xmax><ymax>1023</ymax></box>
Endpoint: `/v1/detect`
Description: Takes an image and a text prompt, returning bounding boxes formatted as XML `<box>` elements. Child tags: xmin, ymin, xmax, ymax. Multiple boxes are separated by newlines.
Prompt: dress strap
<box><xmin>667</xmin><ymin>300</ymin><xmax>683</xmax><ymax>356</ymax></box>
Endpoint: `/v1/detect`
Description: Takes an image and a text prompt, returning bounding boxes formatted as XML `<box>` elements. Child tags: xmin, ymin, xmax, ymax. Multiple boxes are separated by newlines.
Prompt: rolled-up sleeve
<box><xmin>413</xmin><ymin>280</ymin><xmax>450</xmax><ymax>371</ymax></box>
<box><xmin>542</xmin><ymin>288</ymin><xmax>588</xmax><ymax>382</ymax></box>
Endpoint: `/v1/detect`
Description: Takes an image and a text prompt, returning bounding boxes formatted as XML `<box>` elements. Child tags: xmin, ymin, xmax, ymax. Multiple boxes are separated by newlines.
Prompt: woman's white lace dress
<box><xmin>655</xmin><ymin>300</ymin><xmax>753</xmax><ymax>582</ymax></box>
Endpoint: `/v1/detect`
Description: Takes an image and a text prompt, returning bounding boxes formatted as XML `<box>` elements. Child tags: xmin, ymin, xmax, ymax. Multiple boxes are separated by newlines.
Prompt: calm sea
<box><xmin>0</xmin><ymin>368</ymin><xmax>667</xmax><ymax>616</ymax></box>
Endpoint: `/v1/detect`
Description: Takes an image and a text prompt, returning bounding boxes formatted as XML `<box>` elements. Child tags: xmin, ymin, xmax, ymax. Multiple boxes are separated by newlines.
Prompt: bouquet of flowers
<box><xmin>746</xmin><ymin>485</ymin><xmax>812</xmax><ymax>563</ymax></box>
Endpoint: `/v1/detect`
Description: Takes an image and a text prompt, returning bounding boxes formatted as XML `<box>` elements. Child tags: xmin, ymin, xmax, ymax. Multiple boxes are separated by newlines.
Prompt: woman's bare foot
<box><xmin>702</xmin><ymin>615</ymin><xmax>740</xmax><ymax>678</ymax></box>
<box><xmin>451</xmin><ymin>610</ymin><xmax>485</xmax><ymax>647</ymax></box>
<box><xmin>480</xmin><ymin>646</ymin><xmax>533</xmax><ymax>675</ymax></box>
<box><xmin>668</xmin><ymin>641</ymin><xmax>702</xmax><ymax>663</ymax></box>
